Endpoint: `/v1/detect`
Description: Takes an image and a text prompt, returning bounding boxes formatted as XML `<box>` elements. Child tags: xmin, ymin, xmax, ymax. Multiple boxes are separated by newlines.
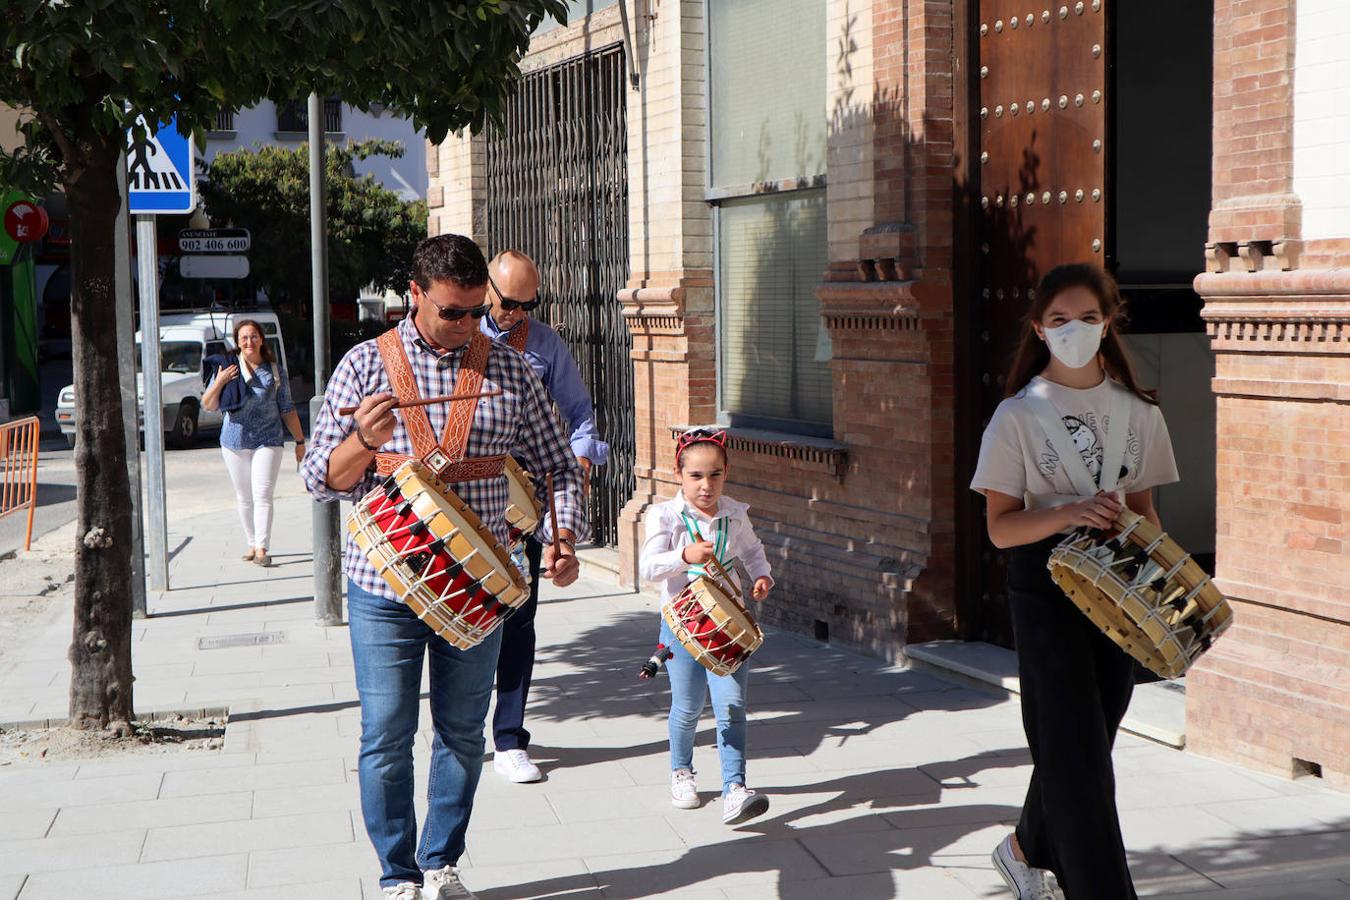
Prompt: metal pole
<box><xmin>115</xmin><ymin>155</ymin><xmax>148</xmax><ymax>617</ymax></box>
<box><xmin>136</xmin><ymin>215</ymin><xmax>168</xmax><ymax>591</ymax></box>
<box><xmin>309</xmin><ymin>92</ymin><xmax>342</xmax><ymax>625</ymax></box>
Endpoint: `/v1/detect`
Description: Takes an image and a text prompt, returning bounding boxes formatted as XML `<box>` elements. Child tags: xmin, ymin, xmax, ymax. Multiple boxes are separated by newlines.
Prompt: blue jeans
<box><xmin>347</xmin><ymin>579</ymin><xmax>503</xmax><ymax>888</ymax></box>
<box><xmin>660</xmin><ymin>620</ymin><xmax>750</xmax><ymax>794</ymax></box>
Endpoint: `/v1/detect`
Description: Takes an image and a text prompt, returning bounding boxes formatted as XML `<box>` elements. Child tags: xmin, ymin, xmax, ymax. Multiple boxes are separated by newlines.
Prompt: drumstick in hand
<box><xmin>338</xmin><ymin>390</ymin><xmax>501</xmax><ymax>416</ymax></box>
<box><xmin>546</xmin><ymin>472</ymin><xmax>561</xmax><ymax>557</ymax></box>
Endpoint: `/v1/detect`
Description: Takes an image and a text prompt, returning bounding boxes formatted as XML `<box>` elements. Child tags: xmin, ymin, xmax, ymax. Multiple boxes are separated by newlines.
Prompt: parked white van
<box><xmin>54</xmin><ymin>310</ymin><xmax>288</xmax><ymax>448</ymax></box>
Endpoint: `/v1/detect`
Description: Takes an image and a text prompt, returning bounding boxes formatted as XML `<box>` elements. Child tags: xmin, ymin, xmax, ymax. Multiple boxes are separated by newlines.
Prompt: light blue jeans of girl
<box><xmin>660</xmin><ymin>620</ymin><xmax>751</xmax><ymax>794</ymax></box>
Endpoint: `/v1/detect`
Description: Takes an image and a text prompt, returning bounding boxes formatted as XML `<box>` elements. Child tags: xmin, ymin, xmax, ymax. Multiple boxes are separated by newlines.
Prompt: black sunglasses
<box><xmin>433</xmin><ymin>302</ymin><xmax>492</xmax><ymax>322</ymax></box>
<box><xmin>489</xmin><ymin>275</ymin><xmax>541</xmax><ymax>312</ymax></box>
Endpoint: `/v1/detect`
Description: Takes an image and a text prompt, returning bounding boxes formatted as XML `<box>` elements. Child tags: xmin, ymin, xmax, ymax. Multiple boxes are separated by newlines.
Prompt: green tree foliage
<box><xmin>200</xmin><ymin>140</ymin><xmax>428</xmax><ymax>310</ymax></box>
<box><xmin>0</xmin><ymin>0</ymin><xmax>565</xmax><ymax>731</ymax></box>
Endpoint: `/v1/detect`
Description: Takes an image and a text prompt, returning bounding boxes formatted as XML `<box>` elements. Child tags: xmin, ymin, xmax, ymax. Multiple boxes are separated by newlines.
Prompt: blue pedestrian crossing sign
<box><xmin>127</xmin><ymin>114</ymin><xmax>195</xmax><ymax>215</ymax></box>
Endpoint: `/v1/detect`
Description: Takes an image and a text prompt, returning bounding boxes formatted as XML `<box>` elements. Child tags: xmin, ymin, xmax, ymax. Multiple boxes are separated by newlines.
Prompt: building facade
<box><xmin>428</xmin><ymin>0</ymin><xmax>1348</xmax><ymax>786</ymax></box>
<box><xmin>205</xmin><ymin>99</ymin><xmax>426</xmax><ymax>200</ymax></box>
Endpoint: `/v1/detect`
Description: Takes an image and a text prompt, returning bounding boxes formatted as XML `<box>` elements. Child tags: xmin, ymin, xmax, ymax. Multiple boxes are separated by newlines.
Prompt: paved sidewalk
<box><xmin>1</xmin><ymin>467</ymin><xmax>1349</xmax><ymax>898</ymax></box>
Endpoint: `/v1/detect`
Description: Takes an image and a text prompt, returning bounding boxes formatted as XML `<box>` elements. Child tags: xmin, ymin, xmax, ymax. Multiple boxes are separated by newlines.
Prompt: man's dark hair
<box><xmin>412</xmin><ymin>234</ymin><xmax>488</xmax><ymax>290</ymax></box>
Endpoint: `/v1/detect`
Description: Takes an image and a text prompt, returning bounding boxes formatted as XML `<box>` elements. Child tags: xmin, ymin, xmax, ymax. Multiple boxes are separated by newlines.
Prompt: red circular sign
<box><xmin>4</xmin><ymin>201</ymin><xmax>50</xmax><ymax>244</ymax></box>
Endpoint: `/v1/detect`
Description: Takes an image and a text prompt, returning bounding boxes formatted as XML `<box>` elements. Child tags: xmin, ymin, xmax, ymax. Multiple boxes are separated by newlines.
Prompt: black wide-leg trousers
<box><xmin>1007</xmin><ymin>536</ymin><xmax>1139</xmax><ymax>900</ymax></box>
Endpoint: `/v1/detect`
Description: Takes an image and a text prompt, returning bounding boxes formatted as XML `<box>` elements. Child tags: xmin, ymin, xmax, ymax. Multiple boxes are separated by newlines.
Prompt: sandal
<box><xmin>253</xmin><ymin>553</ymin><xmax>273</xmax><ymax>567</ymax></box>
<box><xmin>241</xmin><ymin>549</ymin><xmax>256</xmax><ymax>561</ymax></box>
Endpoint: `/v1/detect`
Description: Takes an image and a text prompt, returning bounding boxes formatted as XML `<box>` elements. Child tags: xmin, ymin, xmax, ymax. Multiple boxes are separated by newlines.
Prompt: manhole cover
<box><xmin>197</xmin><ymin>632</ymin><xmax>287</xmax><ymax>650</ymax></box>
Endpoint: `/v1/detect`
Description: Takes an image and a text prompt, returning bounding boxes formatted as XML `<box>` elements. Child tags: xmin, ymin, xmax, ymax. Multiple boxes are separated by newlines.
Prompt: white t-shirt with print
<box><xmin>970</xmin><ymin>374</ymin><xmax>1179</xmax><ymax>514</ymax></box>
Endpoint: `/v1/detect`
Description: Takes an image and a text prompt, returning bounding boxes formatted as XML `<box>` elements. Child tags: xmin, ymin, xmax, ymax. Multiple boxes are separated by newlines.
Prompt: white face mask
<box><xmin>1042</xmin><ymin>319</ymin><xmax>1105</xmax><ymax>369</ymax></box>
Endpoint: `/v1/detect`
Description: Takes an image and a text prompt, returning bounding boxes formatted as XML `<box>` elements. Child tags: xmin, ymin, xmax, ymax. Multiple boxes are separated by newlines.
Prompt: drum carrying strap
<box><xmin>680</xmin><ymin>510</ymin><xmax>729</xmax><ymax>580</ymax></box>
<box><xmin>1024</xmin><ymin>378</ymin><xmax>1132</xmax><ymax>496</ymax></box>
<box><xmin>506</xmin><ymin>318</ymin><xmax>530</xmax><ymax>354</ymax></box>
<box><xmin>373</xmin><ymin>329</ymin><xmax>505</xmax><ymax>481</ymax></box>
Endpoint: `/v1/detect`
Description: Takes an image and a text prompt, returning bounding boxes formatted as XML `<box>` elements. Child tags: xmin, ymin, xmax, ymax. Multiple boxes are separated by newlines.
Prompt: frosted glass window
<box><xmin>709</xmin><ymin>0</ymin><xmax>827</xmax><ymax>188</ymax></box>
<box><xmin>718</xmin><ymin>191</ymin><xmax>831</xmax><ymax>428</ymax></box>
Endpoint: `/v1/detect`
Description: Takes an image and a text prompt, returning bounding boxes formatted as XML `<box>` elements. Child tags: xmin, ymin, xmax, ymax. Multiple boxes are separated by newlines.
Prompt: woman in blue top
<box><xmin>202</xmin><ymin>319</ymin><xmax>305</xmax><ymax>567</ymax></box>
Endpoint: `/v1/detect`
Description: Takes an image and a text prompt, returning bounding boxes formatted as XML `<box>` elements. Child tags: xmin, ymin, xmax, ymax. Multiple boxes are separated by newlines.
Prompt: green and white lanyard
<box><xmin>681</xmin><ymin>510</ymin><xmax>729</xmax><ymax>579</ymax></box>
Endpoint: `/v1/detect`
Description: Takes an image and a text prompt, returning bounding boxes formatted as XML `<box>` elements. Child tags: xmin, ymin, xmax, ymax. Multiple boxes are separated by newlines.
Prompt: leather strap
<box><xmin>372</xmin><ymin>329</ymin><xmax>498</xmax><ymax>482</ymax></box>
<box><xmin>374</xmin><ymin>452</ymin><xmax>508</xmax><ymax>481</ymax></box>
<box><xmin>507</xmin><ymin>318</ymin><xmax>530</xmax><ymax>354</ymax></box>
<box><xmin>375</xmin><ymin>329</ymin><xmax>437</xmax><ymax>458</ymax></box>
<box><xmin>441</xmin><ymin>332</ymin><xmax>491</xmax><ymax>462</ymax></box>
<box><xmin>1025</xmin><ymin>378</ymin><xmax>1131</xmax><ymax>497</ymax></box>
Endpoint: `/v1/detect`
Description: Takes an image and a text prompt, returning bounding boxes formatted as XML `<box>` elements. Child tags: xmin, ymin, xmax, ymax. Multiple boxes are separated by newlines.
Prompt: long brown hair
<box><xmin>231</xmin><ymin>319</ymin><xmax>275</xmax><ymax>365</ymax></box>
<box><xmin>1003</xmin><ymin>264</ymin><xmax>1156</xmax><ymax>405</ymax></box>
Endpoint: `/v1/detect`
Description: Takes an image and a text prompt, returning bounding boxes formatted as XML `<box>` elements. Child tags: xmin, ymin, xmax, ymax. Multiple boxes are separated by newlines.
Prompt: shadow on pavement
<box><xmin>148</xmin><ymin>593</ymin><xmax>312</xmax><ymax>619</ymax></box>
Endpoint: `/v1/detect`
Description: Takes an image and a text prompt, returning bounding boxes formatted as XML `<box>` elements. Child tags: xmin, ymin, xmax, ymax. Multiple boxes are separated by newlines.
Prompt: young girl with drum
<box><xmin>971</xmin><ymin>264</ymin><xmax>1178</xmax><ymax>900</ymax></box>
<box><xmin>639</xmin><ymin>428</ymin><xmax>774</xmax><ymax>825</ymax></box>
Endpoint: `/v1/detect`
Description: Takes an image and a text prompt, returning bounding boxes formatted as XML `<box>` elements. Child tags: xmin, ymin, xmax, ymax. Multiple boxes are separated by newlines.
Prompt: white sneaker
<box><xmin>722</xmin><ymin>784</ymin><xmax>769</xmax><ymax>824</ymax></box>
<box><xmin>382</xmin><ymin>884</ymin><xmax>420</xmax><ymax>900</ymax></box>
<box><xmin>422</xmin><ymin>865</ymin><xmax>477</xmax><ymax>899</ymax></box>
<box><xmin>493</xmin><ymin>749</ymin><xmax>542</xmax><ymax>783</ymax></box>
<box><xmin>671</xmin><ymin>768</ymin><xmax>699</xmax><ymax>809</ymax></box>
<box><xmin>991</xmin><ymin>834</ymin><xmax>1061</xmax><ymax>899</ymax></box>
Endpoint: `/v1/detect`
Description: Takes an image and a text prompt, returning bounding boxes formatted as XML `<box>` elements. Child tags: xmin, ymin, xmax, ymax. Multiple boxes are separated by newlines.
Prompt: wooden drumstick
<box><xmin>546</xmin><ymin>472</ymin><xmax>561</xmax><ymax>558</ymax></box>
<box><xmin>338</xmin><ymin>390</ymin><xmax>502</xmax><ymax>416</ymax></box>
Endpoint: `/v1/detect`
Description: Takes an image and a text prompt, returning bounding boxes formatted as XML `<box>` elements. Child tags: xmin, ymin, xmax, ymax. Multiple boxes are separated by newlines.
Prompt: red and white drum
<box><xmin>662</xmin><ymin>559</ymin><xmax>764</xmax><ymax>677</ymax></box>
<box><xmin>347</xmin><ymin>460</ymin><xmax>529</xmax><ymax>649</ymax></box>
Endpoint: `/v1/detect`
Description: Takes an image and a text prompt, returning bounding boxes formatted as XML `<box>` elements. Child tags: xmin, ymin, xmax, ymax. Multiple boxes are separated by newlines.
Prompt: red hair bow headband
<box><xmin>675</xmin><ymin>427</ymin><xmax>727</xmax><ymax>465</ymax></box>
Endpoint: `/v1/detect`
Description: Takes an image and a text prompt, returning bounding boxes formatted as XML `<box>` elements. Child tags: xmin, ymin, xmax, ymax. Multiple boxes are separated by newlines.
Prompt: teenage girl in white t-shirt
<box><xmin>971</xmin><ymin>264</ymin><xmax>1178</xmax><ymax>900</ymax></box>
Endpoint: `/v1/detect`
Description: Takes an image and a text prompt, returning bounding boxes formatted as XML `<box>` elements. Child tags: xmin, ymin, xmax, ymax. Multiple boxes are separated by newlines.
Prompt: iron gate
<box><xmin>485</xmin><ymin>43</ymin><xmax>633</xmax><ymax>547</ymax></box>
<box><xmin>973</xmin><ymin>0</ymin><xmax>1109</xmax><ymax>644</ymax></box>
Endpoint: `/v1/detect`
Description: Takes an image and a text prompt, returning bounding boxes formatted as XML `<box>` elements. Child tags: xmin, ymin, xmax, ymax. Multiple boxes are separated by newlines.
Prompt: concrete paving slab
<box><xmin>141</xmin><ymin>809</ymin><xmax>354</xmax><ymax>862</ymax></box>
<box><xmin>46</xmin><ymin>792</ymin><xmax>253</xmax><ymax>837</ymax></box>
<box><xmin>0</xmin><ymin>810</ymin><xmax>53</xmax><ymax>841</ymax></box>
<box><xmin>0</xmin><ymin>772</ymin><xmax>163</xmax><ymax>809</ymax></box>
<box><xmin>0</xmin><ymin>828</ymin><xmax>146</xmax><ymax>876</ymax></box>
<box><xmin>204</xmin><ymin>879</ymin><xmax>364</xmax><ymax>900</ymax></box>
<box><xmin>0</xmin><ymin>876</ymin><xmax>23</xmax><ymax>900</ymax></box>
<box><xmin>17</xmin><ymin>853</ymin><xmax>248</xmax><ymax>899</ymax></box>
<box><xmin>248</xmin><ymin>781</ymin><xmax>361</xmax><ymax>819</ymax></box>
<box><xmin>160</xmin><ymin>757</ymin><xmax>346</xmax><ymax>797</ymax></box>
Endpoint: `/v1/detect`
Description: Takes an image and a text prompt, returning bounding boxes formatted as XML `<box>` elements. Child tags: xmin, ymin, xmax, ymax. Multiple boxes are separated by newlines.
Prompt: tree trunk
<box><xmin>65</xmin><ymin>129</ymin><xmax>136</xmax><ymax>733</ymax></box>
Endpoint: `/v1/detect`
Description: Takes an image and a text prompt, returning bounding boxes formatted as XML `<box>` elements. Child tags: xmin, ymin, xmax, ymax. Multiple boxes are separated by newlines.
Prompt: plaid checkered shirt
<box><xmin>300</xmin><ymin>315</ymin><xmax>590</xmax><ymax>600</ymax></box>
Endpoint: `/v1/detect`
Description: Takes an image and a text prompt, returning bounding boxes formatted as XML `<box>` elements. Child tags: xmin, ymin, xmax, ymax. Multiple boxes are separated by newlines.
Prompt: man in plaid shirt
<box><xmin>301</xmin><ymin>234</ymin><xmax>586</xmax><ymax>900</ymax></box>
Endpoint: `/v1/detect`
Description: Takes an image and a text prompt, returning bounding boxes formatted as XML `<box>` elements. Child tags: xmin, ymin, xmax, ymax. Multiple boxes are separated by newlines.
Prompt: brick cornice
<box><xmin>1197</xmin><ymin>272</ymin><xmax>1350</xmax><ymax>351</ymax></box>
<box><xmin>619</xmin><ymin>270</ymin><xmax>714</xmax><ymax>334</ymax></box>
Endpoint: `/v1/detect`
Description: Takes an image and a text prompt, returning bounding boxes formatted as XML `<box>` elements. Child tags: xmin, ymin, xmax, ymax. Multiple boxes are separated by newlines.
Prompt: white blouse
<box><xmin>639</xmin><ymin>493</ymin><xmax>775</xmax><ymax>603</ymax></box>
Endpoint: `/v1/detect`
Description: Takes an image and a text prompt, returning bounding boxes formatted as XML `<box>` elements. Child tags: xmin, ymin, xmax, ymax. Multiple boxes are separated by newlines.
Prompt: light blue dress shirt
<box><xmin>480</xmin><ymin>314</ymin><xmax>610</xmax><ymax>465</ymax></box>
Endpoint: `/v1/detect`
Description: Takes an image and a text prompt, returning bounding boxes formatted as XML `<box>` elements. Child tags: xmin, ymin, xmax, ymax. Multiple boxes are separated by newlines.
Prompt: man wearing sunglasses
<box><xmin>480</xmin><ymin>249</ymin><xmax>610</xmax><ymax>786</ymax></box>
<box><xmin>301</xmin><ymin>235</ymin><xmax>587</xmax><ymax>900</ymax></box>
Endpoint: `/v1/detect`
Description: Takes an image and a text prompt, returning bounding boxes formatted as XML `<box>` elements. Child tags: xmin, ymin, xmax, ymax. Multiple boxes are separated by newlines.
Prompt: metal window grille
<box><xmin>215</xmin><ymin>109</ymin><xmax>235</xmax><ymax>132</ymax></box>
<box><xmin>276</xmin><ymin>98</ymin><xmax>342</xmax><ymax>133</ymax></box>
<box><xmin>485</xmin><ymin>44</ymin><xmax>633</xmax><ymax>547</ymax></box>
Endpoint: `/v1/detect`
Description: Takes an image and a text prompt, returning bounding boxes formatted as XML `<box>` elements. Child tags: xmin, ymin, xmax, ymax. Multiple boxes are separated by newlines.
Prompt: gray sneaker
<box><xmin>991</xmin><ymin>834</ymin><xmax>1061</xmax><ymax>899</ymax></box>
<box><xmin>422</xmin><ymin>866</ymin><xmax>476</xmax><ymax>900</ymax></box>
<box><xmin>382</xmin><ymin>884</ymin><xmax>420</xmax><ymax>900</ymax></box>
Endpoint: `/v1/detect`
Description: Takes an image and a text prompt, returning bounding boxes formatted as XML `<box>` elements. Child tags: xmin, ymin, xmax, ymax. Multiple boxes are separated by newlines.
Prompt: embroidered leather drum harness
<box><xmin>373</xmin><ymin>329</ymin><xmax>507</xmax><ymax>483</ymax></box>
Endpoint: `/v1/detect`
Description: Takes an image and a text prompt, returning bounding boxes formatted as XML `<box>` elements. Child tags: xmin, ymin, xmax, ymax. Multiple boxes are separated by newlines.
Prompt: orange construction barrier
<box><xmin>0</xmin><ymin>416</ymin><xmax>40</xmax><ymax>551</ymax></box>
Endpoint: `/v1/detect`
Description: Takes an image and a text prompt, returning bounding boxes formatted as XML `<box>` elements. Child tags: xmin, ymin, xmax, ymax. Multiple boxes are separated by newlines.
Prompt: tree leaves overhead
<box><xmin>0</xmin><ymin>0</ymin><xmax>568</xmax><ymax>190</ymax></box>
<box><xmin>198</xmin><ymin>139</ymin><xmax>427</xmax><ymax>310</ymax></box>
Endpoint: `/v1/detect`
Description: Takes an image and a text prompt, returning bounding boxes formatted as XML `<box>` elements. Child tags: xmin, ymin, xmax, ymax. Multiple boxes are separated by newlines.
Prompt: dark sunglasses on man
<box><xmin>433</xmin><ymin>302</ymin><xmax>492</xmax><ymax>322</ymax></box>
<box><xmin>489</xmin><ymin>275</ymin><xmax>541</xmax><ymax>312</ymax></box>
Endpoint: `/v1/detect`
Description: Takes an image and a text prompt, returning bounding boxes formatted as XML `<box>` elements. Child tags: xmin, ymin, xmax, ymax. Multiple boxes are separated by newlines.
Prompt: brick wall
<box><xmin>1190</xmin><ymin>0</ymin><xmax>1350</xmax><ymax>788</ymax></box>
<box><xmin>425</xmin><ymin>134</ymin><xmax>485</xmax><ymax>246</ymax></box>
<box><xmin>612</xmin><ymin>0</ymin><xmax>965</xmax><ymax>658</ymax></box>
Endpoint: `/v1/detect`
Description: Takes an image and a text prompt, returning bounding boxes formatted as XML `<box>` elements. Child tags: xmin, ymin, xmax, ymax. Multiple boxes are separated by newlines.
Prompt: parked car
<box><xmin>54</xmin><ymin>310</ymin><xmax>288</xmax><ymax>449</ymax></box>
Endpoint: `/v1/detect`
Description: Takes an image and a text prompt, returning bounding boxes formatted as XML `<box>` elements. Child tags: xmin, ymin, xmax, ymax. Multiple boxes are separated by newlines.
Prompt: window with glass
<box><xmin>708</xmin><ymin>0</ymin><xmax>830</xmax><ymax>434</ymax></box>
